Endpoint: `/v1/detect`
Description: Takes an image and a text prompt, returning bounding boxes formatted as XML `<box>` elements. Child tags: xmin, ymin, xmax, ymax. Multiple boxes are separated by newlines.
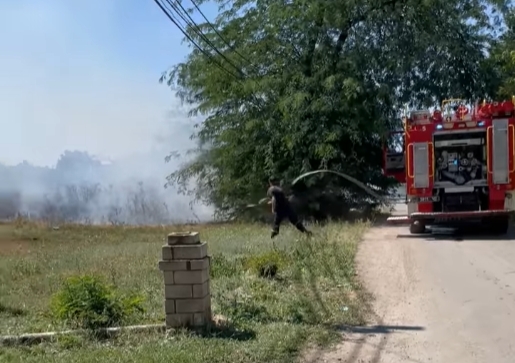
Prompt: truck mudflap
<box><xmin>386</xmin><ymin>210</ymin><xmax>514</xmax><ymax>224</ymax></box>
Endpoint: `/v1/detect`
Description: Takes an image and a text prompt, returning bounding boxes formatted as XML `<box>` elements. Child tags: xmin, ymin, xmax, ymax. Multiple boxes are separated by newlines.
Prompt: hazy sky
<box><xmin>0</xmin><ymin>0</ymin><xmax>216</xmax><ymax>167</ymax></box>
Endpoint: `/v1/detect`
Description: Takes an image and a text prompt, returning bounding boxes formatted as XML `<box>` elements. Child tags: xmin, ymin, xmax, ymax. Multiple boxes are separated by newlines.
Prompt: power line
<box><xmin>153</xmin><ymin>0</ymin><xmax>242</xmax><ymax>81</ymax></box>
<box><xmin>163</xmin><ymin>0</ymin><xmax>217</xmax><ymax>52</ymax></box>
<box><xmin>154</xmin><ymin>0</ymin><xmax>266</xmax><ymax>110</ymax></box>
<box><xmin>164</xmin><ymin>0</ymin><xmax>245</xmax><ymax>77</ymax></box>
<box><xmin>189</xmin><ymin>0</ymin><xmax>256</xmax><ymax>69</ymax></box>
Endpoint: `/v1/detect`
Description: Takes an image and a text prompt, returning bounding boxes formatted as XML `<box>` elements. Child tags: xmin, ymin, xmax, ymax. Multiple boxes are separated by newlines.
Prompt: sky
<box><xmin>0</xmin><ymin>0</ymin><xmax>217</xmax><ymax>167</ymax></box>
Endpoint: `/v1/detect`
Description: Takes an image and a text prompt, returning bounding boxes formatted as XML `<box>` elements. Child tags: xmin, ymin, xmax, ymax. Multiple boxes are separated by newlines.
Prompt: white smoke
<box><xmin>0</xmin><ymin>1</ymin><xmax>214</xmax><ymax>224</ymax></box>
<box><xmin>0</xmin><ymin>109</ymin><xmax>213</xmax><ymax>224</ymax></box>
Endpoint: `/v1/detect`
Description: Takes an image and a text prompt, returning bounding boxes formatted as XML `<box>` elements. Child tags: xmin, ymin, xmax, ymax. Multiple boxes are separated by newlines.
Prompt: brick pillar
<box><xmin>158</xmin><ymin>232</ymin><xmax>212</xmax><ymax>328</ymax></box>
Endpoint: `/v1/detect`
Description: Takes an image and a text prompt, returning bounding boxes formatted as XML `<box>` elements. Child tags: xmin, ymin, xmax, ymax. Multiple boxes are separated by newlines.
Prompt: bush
<box><xmin>244</xmin><ymin>250</ymin><xmax>291</xmax><ymax>279</ymax></box>
<box><xmin>50</xmin><ymin>274</ymin><xmax>145</xmax><ymax>331</ymax></box>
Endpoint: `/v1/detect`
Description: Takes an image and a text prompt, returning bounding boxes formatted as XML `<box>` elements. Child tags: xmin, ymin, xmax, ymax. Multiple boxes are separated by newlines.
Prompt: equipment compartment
<box><xmin>433</xmin><ymin>131</ymin><xmax>487</xmax><ymax>187</ymax></box>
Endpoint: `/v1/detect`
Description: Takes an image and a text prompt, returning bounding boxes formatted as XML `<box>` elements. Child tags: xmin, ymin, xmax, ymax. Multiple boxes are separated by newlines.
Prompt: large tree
<box><xmin>162</xmin><ymin>0</ymin><xmax>510</xmax><ymax>219</ymax></box>
<box><xmin>490</xmin><ymin>8</ymin><xmax>515</xmax><ymax>98</ymax></box>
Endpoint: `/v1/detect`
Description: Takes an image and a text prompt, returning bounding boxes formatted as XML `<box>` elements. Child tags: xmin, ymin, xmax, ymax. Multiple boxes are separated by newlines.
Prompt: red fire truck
<box><xmin>383</xmin><ymin>98</ymin><xmax>515</xmax><ymax>234</ymax></box>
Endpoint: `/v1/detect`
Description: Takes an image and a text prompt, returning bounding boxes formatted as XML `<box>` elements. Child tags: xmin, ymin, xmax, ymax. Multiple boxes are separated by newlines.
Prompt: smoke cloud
<box><xmin>0</xmin><ymin>1</ymin><xmax>214</xmax><ymax>224</ymax></box>
<box><xmin>0</xmin><ymin>108</ymin><xmax>213</xmax><ymax>224</ymax></box>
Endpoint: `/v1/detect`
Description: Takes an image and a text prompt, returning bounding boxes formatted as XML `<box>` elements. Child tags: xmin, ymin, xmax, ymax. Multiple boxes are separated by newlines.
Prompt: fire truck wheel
<box><xmin>489</xmin><ymin>216</ymin><xmax>509</xmax><ymax>235</ymax></box>
<box><xmin>409</xmin><ymin>220</ymin><xmax>426</xmax><ymax>234</ymax></box>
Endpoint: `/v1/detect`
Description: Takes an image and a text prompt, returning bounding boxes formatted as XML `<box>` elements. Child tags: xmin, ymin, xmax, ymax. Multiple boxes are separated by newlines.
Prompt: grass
<box><xmin>0</xmin><ymin>218</ymin><xmax>370</xmax><ymax>363</ymax></box>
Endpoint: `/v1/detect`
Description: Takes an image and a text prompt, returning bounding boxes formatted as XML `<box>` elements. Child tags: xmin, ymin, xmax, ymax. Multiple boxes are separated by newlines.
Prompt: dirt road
<box><xmin>318</xmin><ymin>207</ymin><xmax>515</xmax><ymax>363</ymax></box>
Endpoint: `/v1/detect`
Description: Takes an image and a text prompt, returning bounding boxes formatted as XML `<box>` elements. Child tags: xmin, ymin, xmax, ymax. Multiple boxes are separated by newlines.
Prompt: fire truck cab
<box><xmin>383</xmin><ymin>98</ymin><xmax>515</xmax><ymax>235</ymax></box>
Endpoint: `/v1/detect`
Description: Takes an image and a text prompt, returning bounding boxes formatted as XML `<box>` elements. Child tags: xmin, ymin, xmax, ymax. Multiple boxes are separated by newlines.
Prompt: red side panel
<box><xmin>486</xmin><ymin>117</ymin><xmax>515</xmax><ymax>209</ymax></box>
<box><xmin>405</xmin><ymin>125</ymin><xmax>434</xmax><ymax>213</ymax></box>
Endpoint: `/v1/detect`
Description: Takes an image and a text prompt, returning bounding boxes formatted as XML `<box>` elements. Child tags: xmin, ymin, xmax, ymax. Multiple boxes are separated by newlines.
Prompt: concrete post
<box><xmin>158</xmin><ymin>232</ymin><xmax>212</xmax><ymax>328</ymax></box>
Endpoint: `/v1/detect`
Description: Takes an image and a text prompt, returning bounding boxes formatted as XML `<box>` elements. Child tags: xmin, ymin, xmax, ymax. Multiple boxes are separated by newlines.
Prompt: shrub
<box><xmin>50</xmin><ymin>274</ymin><xmax>144</xmax><ymax>331</ymax></box>
<box><xmin>244</xmin><ymin>250</ymin><xmax>291</xmax><ymax>279</ymax></box>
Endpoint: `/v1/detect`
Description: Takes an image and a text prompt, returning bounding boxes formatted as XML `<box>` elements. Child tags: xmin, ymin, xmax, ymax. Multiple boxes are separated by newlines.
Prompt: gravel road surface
<box><xmin>317</xmin><ymin>205</ymin><xmax>515</xmax><ymax>363</ymax></box>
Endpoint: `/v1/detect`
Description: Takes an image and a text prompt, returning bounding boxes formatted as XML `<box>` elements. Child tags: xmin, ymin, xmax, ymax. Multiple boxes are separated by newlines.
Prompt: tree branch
<box><xmin>303</xmin><ymin>17</ymin><xmax>324</xmax><ymax>77</ymax></box>
<box><xmin>334</xmin><ymin>0</ymin><xmax>401</xmax><ymax>56</ymax></box>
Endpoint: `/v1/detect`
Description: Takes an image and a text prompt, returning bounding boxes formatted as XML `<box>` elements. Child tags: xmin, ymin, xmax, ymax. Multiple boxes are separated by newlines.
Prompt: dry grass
<box><xmin>0</xmin><ymin>218</ymin><xmax>370</xmax><ymax>363</ymax></box>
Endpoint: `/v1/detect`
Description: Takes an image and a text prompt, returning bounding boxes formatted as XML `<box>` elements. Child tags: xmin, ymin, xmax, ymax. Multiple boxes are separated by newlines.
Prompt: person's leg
<box><xmin>271</xmin><ymin>213</ymin><xmax>284</xmax><ymax>238</ymax></box>
<box><xmin>287</xmin><ymin>209</ymin><xmax>312</xmax><ymax>235</ymax></box>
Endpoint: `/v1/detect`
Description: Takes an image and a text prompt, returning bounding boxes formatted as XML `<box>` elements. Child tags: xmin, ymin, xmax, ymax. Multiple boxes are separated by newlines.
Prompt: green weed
<box><xmin>0</xmin><ymin>220</ymin><xmax>370</xmax><ymax>363</ymax></box>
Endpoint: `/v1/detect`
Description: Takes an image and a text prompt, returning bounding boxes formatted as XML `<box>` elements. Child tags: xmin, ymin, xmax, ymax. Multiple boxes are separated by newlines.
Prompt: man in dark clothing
<box><xmin>266</xmin><ymin>176</ymin><xmax>312</xmax><ymax>239</ymax></box>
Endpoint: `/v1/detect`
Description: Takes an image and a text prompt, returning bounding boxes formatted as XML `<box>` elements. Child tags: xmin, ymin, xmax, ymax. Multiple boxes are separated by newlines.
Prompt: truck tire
<box><xmin>409</xmin><ymin>220</ymin><xmax>426</xmax><ymax>234</ymax></box>
<box><xmin>490</xmin><ymin>216</ymin><xmax>509</xmax><ymax>235</ymax></box>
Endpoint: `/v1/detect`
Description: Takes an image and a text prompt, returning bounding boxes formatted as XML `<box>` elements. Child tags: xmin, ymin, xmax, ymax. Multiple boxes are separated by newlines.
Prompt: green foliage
<box><xmin>244</xmin><ymin>250</ymin><xmax>291</xmax><ymax>278</ymax></box>
<box><xmin>162</xmin><ymin>0</ymin><xmax>513</xmax><ymax>219</ymax></box>
<box><xmin>217</xmin><ymin>289</ymin><xmax>273</xmax><ymax>324</ymax></box>
<box><xmin>50</xmin><ymin>274</ymin><xmax>145</xmax><ymax>331</ymax></box>
<box><xmin>210</xmin><ymin>250</ymin><xmax>290</xmax><ymax>280</ymax></box>
<box><xmin>1</xmin><ymin>221</ymin><xmax>365</xmax><ymax>363</ymax></box>
<box><xmin>210</xmin><ymin>254</ymin><xmax>242</xmax><ymax>278</ymax></box>
<box><xmin>490</xmin><ymin>9</ymin><xmax>515</xmax><ymax>98</ymax></box>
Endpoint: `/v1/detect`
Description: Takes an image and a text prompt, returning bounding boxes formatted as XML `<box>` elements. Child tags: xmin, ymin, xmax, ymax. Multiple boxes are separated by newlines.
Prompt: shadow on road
<box><xmin>337</xmin><ymin>324</ymin><xmax>425</xmax><ymax>334</ymax></box>
<box><xmin>305</xmin><ymin>324</ymin><xmax>426</xmax><ymax>363</ymax></box>
<box><xmin>308</xmin><ymin>324</ymin><xmax>427</xmax><ymax>363</ymax></box>
<box><xmin>396</xmin><ymin>225</ymin><xmax>515</xmax><ymax>241</ymax></box>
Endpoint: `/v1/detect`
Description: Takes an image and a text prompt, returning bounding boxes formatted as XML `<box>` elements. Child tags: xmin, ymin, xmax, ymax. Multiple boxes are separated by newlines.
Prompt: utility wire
<box><xmin>161</xmin><ymin>0</ymin><xmax>219</xmax><ymax>54</ymax></box>
<box><xmin>156</xmin><ymin>0</ymin><xmax>241</xmax><ymax>80</ymax></box>
<box><xmin>189</xmin><ymin>0</ymin><xmax>256</xmax><ymax>69</ymax></box>
<box><xmin>165</xmin><ymin>0</ymin><xmax>245</xmax><ymax>77</ymax></box>
<box><xmin>154</xmin><ymin>0</ymin><xmax>265</xmax><ymax>110</ymax></box>
<box><xmin>153</xmin><ymin>0</ymin><xmax>242</xmax><ymax>81</ymax></box>
<box><xmin>163</xmin><ymin>0</ymin><xmax>217</xmax><ymax>51</ymax></box>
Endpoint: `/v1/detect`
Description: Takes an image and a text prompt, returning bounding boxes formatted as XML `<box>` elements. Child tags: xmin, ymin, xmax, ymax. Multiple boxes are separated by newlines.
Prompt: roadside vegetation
<box><xmin>0</xmin><ymin>218</ymin><xmax>370</xmax><ymax>363</ymax></box>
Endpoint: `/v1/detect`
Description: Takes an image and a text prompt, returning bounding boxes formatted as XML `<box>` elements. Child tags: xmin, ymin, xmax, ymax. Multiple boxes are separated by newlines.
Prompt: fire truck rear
<box><xmin>383</xmin><ymin>98</ymin><xmax>515</xmax><ymax>234</ymax></box>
